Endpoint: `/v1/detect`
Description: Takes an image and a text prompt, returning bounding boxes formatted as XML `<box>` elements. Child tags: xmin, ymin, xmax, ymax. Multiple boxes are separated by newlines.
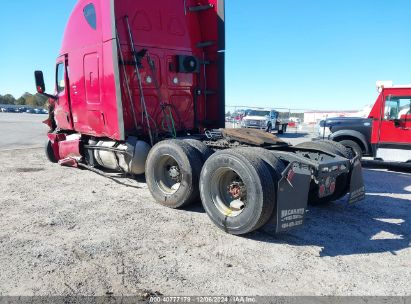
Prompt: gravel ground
<box><xmin>0</xmin><ymin>148</ymin><xmax>410</xmax><ymax>296</ymax></box>
<box><xmin>0</xmin><ymin>114</ymin><xmax>410</xmax><ymax>296</ymax></box>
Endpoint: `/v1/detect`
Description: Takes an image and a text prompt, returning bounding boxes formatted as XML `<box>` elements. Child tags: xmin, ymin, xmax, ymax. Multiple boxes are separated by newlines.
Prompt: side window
<box><xmin>83</xmin><ymin>3</ymin><xmax>97</xmax><ymax>30</ymax></box>
<box><xmin>385</xmin><ymin>97</ymin><xmax>411</xmax><ymax>120</ymax></box>
<box><xmin>56</xmin><ymin>63</ymin><xmax>65</xmax><ymax>93</ymax></box>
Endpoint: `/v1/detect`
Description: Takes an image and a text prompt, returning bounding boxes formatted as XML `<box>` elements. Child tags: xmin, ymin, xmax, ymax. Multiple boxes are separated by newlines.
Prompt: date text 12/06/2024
<box><xmin>149</xmin><ymin>296</ymin><xmax>257</xmax><ymax>303</ymax></box>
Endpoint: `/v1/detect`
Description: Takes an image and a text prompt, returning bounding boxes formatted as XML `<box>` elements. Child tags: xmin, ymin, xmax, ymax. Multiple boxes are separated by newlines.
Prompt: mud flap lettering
<box><xmin>348</xmin><ymin>158</ymin><xmax>365</xmax><ymax>204</ymax></box>
<box><xmin>276</xmin><ymin>163</ymin><xmax>311</xmax><ymax>233</ymax></box>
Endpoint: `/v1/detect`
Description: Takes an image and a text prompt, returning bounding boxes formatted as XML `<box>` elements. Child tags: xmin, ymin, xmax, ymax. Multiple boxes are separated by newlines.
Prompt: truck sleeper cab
<box><xmin>35</xmin><ymin>0</ymin><xmax>364</xmax><ymax>235</ymax></box>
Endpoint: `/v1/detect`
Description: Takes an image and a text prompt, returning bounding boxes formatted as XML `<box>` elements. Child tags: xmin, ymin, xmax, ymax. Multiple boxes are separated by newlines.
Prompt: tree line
<box><xmin>0</xmin><ymin>92</ymin><xmax>48</xmax><ymax>108</ymax></box>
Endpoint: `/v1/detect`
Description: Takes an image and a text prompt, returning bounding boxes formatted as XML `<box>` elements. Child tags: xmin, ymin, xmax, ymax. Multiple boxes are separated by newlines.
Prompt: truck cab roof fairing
<box><xmin>60</xmin><ymin>1</ymin><xmax>102</xmax><ymax>55</ymax></box>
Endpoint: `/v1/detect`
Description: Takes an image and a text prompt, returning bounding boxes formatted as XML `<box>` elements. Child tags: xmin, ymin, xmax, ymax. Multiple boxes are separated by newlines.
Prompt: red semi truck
<box><xmin>34</xmin><ymin>0</ymin><xmax>365</xmax><ymax>235</ymax></box>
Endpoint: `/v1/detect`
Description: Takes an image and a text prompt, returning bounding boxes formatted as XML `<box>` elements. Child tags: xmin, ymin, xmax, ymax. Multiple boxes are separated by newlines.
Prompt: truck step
<box><xmin>188</xmin><ymin>4</ymin><xmax>214</xmax><ymax>12</ymax></box>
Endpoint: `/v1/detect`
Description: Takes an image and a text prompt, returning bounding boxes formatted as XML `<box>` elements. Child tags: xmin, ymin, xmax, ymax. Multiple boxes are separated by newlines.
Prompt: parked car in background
<box><xmin>26</xmin><ymin>108</ymin><xmax>47</xmax><ymax>114</ymax></box>
<box><xmin>316</xmin><ymin>117</ymin><xmax>372</xmax><ymax>157</ymax></box>
<box><xmin>241</xmin><ymin>109</ymin><xmax>288</xmax><ymax>133</ymax></box>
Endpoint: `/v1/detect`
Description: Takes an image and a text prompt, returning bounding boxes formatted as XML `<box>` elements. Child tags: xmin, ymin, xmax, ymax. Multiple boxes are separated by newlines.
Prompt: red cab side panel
<box><xmin>58</xmin><ymin>0</ymin><xmax>124</xmax><ymax>140</ymax></box>
<box><xmin>370</xmin><ymin>88</ymin><xmax>411</xmax><ymax>146</ymax></box>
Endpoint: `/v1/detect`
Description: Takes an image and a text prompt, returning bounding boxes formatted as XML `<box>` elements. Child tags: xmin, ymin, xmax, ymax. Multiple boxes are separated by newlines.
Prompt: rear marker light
<box><xmin>319</xmin><ymin>184</ymin><xmax>326</xmax><ymax>196</ymax></box>
<box><xmin>287</xmin><ymin>169</ymin><xmax>295</xmax><ymax>184</ymax></box>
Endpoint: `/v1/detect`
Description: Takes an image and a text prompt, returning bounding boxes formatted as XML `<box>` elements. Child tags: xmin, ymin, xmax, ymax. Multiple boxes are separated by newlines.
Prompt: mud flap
<box><xmin>348</xmin><ymin>157</ymin><xmax>365</xmax><ymax>204</ymax></box>
<box><xmin>275</xmin><ymin>163</ymin><xmax>312</xmax><ymax>233</ymax></box>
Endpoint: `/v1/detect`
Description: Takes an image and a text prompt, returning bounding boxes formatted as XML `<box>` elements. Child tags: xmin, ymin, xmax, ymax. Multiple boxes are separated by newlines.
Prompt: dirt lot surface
<box><xmin>0</xmin><ymin>114</ymin><xmax>410</xmax><ymax>296</ymax></box>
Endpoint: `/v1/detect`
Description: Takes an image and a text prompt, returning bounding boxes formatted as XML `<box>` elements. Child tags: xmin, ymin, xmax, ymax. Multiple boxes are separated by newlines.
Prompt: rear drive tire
<box><xmin>339</xmin><ymin>139</ymin><xmax>363</xmax><ymax>158</ymax></box>
<box><xmin>145</xmin><ymin>140</ymin><xmax>202</xmax><ymax>208</ymax></box>
<box><xmin>296</xmin><ymin>140</ymin><xmax>342</xmax><ymax>156</ymax></box>
<box><xmin>321</xmin><ymin>140</ymin><xmax>354</xmax><ymax>159</ymax></box>
<box><xmin>299</xmin><ymin>139</ymin><xmax>353</xmax><ymax>159</ymax></box>
<box><xmin>234</xmin><ymin>147</ymin><xmax>286</xmax><ymax>229</ymax></box>
<box><xmin>266</xmin><ymin>124</ymin><xmax>272</xmax><ymax>133</ymax></box>
<box><xmin>200</xmin><ymin>149</ymin><xmax>275</xmax><ymax>235</ymax></box>
<box><xmin>45</xmin><ymin>140</ymin><xmax>57</xmax><ymax>163</ymax></box>
<box><xmin>236</xmin><ymin>147</ymin><xmax>286</xmax><ymax>181</ymax></box>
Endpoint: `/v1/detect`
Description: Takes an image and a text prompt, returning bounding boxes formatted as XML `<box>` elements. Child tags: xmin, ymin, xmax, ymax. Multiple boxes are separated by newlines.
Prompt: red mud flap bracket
<box><xmin>275</xmin><ymin>163</ymin><xmax>311</xmax><ymax>233</ymax></box>
<box><xmin>348</xmin><ymin>157</ymin><xmax>365</xmax><ymax>204</ymax></box>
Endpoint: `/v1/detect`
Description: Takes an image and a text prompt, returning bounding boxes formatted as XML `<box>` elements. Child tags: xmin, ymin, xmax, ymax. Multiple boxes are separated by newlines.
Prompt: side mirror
<box><xmin>34</xmin><ymin>71</ymin><xmax>46</xmax><ymax>93</ymax></box>
<box><xmin>34</xmin><ymin>71</ymin><xmax>57</xmax><ymax>100</ymax></box>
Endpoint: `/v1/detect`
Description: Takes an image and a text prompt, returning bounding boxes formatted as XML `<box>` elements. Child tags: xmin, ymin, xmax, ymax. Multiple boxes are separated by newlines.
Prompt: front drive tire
<box><xmin>183</xmin><ymin>139</ymin><xmax>214</xmax><ymax>163</ymax></box>
<box><xmin>145</xmin><ymin>140</ymin><xmax>202</xmax><ymax>209</ymax></box>
<box><xmin>199</xmin><ymin>149</ymin><xmax>275</xmax><ymax>235</ymax></box>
